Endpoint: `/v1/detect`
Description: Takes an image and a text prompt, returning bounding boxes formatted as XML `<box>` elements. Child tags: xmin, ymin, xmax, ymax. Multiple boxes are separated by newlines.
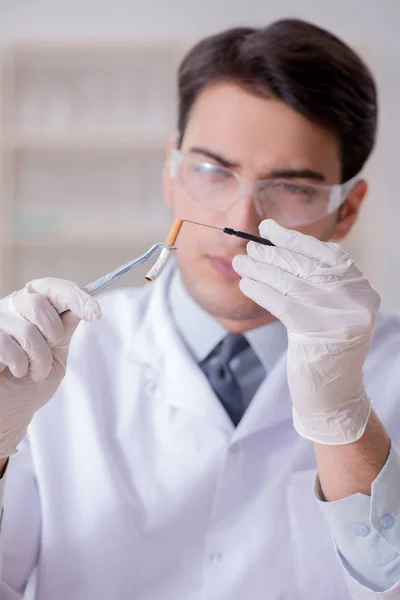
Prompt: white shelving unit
<box><xmin>0</xmin><ymin>41</ymin><xmax>187</xmax><ymax>295</ymax></box>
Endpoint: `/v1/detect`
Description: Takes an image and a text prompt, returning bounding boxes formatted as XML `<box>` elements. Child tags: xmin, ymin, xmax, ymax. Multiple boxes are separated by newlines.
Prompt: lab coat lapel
<box><xmin>127</xmin><ymin>270</ymin><xmax>234</xmax><ymax>432</ymax></box>
<box><xmin>232</xmin><ymin>350</ymin><xmax>293</xmax><ymax>441</ymax></box>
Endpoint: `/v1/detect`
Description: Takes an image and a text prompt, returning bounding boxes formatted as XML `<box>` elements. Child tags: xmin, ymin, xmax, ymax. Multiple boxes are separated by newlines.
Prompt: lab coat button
<box><xmin>144</xmin><ymin>380</ymin><xmax>157</xmax><ymax>396</ymax></box>
<box><xmin>209</xmin><ymin>552</ymin><xmax>222</xmax><ymax>564</ymax></box>
<box><xmin>230</xmin><ymin>443</ymin><xmax>240</xmax><ymax>454</ymax></box>
<box><xmin>380</xmin><ymin>514</ymin><xmax>395</xmax><ymax>530</ymax></box>
<box><xmin>354</xmin><ymin>524</ymin><xmax>370</xmax><ymax>538</ymax></box>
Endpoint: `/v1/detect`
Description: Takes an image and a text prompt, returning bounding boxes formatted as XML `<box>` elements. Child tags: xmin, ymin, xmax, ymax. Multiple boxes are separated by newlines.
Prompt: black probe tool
<box><xmin>183</xmin><ymin>220</ymin><xmax>275</xmax><ymax>246</ymax></box>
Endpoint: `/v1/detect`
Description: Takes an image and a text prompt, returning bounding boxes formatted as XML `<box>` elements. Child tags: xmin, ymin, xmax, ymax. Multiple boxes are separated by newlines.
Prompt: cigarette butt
<box><xmin>165</xmin><ymin>218</ymin><xmax>183</xmax><ymax>247</ymax></box>
<box><xmin>145</xmin><ymin>247</ymin><xmax>171</xmax><ymax>282</ymax></box>
<box><xmin>144</xmin><ymin>218</ymin><xmax>183</xmax><ymax>283</ymax></box>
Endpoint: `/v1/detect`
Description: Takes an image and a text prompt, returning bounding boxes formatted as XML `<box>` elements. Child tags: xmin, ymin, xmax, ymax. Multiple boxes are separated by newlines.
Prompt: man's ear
<box><xmin>331</xmin><ymin>179</ymin><xmax>368</xmax><ymax>241</ymax></box>
<box><xmin>163</xmin><ymin>137</ymin><xmax>177</xmax><ymax>208</ymax></box>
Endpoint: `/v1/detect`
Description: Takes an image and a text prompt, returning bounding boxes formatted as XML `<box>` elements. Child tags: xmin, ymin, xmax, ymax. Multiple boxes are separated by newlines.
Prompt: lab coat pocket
<box><xmin>286</xmin><ymin>469</ymin><xmax>351</xmax><ymax>599</ymax></box>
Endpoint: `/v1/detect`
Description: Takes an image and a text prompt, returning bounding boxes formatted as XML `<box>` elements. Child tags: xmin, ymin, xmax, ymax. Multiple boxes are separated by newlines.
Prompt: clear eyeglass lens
<box><xmin>177</xmin><ymin>155</ymin><xmax>338</xmax><ymax>226</ymax></box>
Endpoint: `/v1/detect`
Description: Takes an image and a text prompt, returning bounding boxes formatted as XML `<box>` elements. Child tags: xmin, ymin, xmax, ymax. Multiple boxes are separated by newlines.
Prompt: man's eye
<box><xmin>279</xmin><ymin>182</ymin><xmax>316</xmax><ymax>197</ymax></box>
<box><xmin>268</xmin><ymin>181</ymin><xmax>319</xmax><ymax>203</ymax></box>
<box><xmin>191</xmin><ymin>162</ymin><xmax>231</xmax><ymax>180</ymax></box>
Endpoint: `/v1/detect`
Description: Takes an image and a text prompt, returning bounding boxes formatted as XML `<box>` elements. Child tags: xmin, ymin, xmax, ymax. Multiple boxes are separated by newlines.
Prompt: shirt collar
<box><xmin>168</xmin><ymin>268</ymin><xmax>287</xmax><ymax>372</ymax></box>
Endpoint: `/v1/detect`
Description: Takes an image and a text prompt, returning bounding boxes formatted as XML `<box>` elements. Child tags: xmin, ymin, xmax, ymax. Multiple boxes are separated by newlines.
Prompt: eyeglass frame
<box><xmin>169</xmin><ymin>148</ymin><xmax>360</xmax><ymax>225</ymax></box>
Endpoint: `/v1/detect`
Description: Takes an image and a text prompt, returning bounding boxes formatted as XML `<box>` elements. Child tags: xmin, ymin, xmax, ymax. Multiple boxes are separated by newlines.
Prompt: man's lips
<box><xmin>207</xmin><ymin>255</ymin><xmax>242</xmax><ymax>279</ymax></box>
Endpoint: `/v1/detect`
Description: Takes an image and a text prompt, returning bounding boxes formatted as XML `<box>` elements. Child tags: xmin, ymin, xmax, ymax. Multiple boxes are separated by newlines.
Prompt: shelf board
<box><xmin>6</xmin><ymin>231</ymin><xmax>170</xmax><ymax>248</ymax></box>
<box><xmin>3</xmin><ymin>136</ymin><xmax>170</xmax><ymax>152</ymax></box>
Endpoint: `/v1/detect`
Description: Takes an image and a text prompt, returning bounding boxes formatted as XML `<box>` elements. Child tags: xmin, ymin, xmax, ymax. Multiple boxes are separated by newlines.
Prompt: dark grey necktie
<box><xmin>200</xmin><ymin>334</ymin><xmax>250</xmax><ymax>426</ymax></box>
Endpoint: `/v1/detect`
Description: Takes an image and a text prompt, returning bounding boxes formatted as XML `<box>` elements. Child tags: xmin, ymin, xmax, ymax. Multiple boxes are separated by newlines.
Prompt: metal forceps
<box><xmin>83</xmin><ymin>243</ymin><xmax>176</xmax><ymax>297</ymax></box>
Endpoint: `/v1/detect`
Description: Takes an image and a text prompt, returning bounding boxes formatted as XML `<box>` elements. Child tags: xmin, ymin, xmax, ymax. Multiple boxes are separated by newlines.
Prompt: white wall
<box><xmin>0</xmin><ymin>0</ymin><xmax>399</xmax><ymax>309</ymax></box>
<box><xmin>0</xmin><ymin>0</ymin><xmax>398</xmax><ymax>44</ymax></box>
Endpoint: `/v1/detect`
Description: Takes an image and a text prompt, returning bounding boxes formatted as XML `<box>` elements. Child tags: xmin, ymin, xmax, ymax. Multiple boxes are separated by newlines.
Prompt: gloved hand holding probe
<box><xmin>233</xmin><ymin>219</ymin><xmax>381</xmax><ymax>445</ymax></box>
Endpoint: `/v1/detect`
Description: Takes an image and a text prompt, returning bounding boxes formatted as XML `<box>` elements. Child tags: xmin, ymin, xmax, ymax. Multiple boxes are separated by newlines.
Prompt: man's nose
<box><xmin>222</xmin><ymin>183</ymin><xmax>261</xmax><ymax>236</ymax></box>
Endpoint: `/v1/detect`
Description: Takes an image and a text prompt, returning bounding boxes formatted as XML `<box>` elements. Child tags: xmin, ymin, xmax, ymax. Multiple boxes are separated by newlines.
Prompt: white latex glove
<box><xmin>0</xmin><ymin>278</ymin><xmax>101</xmax><ymax>458</ymax></box>
<box><xmin>232</xmin><ymin>220</ymin><xmax>381</xmax><ymax>445</ymax></box>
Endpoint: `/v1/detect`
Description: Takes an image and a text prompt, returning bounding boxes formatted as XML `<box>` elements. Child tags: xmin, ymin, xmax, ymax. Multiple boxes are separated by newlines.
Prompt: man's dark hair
<box><xmin>177</xmin><ymin>19</ymin><xmax>377</xmax><ymax>182</ymax></box>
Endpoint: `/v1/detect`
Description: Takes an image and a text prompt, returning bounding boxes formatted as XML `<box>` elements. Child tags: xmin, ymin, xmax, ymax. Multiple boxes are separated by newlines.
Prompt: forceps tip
<box><xmin>156</xmin><ymin>243</ymin><xmax>177</xmax><ymax>251</ymax></box>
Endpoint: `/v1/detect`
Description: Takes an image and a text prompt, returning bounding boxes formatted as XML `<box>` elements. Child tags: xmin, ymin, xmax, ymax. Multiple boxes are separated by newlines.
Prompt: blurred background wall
<box><xmin>0</xmin><ymin>0</ymin><xmax>398</xmax><ymax>309</ymax></box>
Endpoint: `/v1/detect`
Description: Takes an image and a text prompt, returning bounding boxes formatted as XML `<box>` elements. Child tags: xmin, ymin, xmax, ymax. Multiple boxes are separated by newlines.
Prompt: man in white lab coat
<box><xmin>1</xmin><ymin>17</ymin><xmax>400</xmax><ymax>600</ymax></box>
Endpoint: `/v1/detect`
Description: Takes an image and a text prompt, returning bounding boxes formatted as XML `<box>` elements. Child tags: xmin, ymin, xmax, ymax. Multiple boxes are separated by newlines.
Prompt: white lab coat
<box><xmin>2</xmin><ymin>269</ymin><xmax>400</xmax><ymax>600</ymax></box>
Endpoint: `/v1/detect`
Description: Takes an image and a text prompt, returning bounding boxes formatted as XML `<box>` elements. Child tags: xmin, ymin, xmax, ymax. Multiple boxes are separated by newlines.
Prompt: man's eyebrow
<box><xmin>187</xmin><ymin>148</ymin><xmax>327</xmax><ymax>182</ymax></box>
<box><xmin>188</xmin><ymin>147</ymin><xmax>239</xmax><ymax>168</ymax></box>
<box><xmin>268</xmin><ymin>168</ymin><xmax>326</xmax><ymax>182</ymax></box>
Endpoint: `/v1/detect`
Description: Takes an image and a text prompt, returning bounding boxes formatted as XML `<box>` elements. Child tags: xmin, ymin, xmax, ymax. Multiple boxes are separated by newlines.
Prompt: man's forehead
<box><xmin>181</xmin><ymin>82</ymin><xmax>341</xmax><ymax>182</ymax></box>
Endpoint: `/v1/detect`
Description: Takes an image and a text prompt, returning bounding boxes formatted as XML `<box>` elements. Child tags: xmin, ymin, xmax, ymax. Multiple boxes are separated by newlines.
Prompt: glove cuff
<box><xmin>0</xmin><ymin>423</ymin><xmax>28</xmax><ymax>459</ymax></box>
<box><xmin>292</xmin><ymin>391</ymin><xmax>372</xmax><ymax>445</ymax></box>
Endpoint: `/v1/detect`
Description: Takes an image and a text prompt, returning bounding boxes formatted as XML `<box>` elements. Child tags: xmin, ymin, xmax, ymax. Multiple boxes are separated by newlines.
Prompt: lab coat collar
<box><xmin>232</xmin><ymin>350</ymin><xmax>292</xmax><ymax>441</ymax></box>
<box><xmin>128</xmin><ymin>264</ymin><xmax>234</xmax><ymax>432</ymax></box>
<box><xmin>128</xmin><ymin>263</ymin><xmax>292</xmax><ymax>439</ymax></box>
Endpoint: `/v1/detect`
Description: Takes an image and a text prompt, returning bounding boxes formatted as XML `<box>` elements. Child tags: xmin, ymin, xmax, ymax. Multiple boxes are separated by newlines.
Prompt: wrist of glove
<box><xmin>233</xmin><ymin>219</ymin><xmax>380</xmax><ymax>445</ymax></box>
<box><xmin>288</xmin><ymin>334</ymin><xmax>372</xmax><ymax>444</ymax></box>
